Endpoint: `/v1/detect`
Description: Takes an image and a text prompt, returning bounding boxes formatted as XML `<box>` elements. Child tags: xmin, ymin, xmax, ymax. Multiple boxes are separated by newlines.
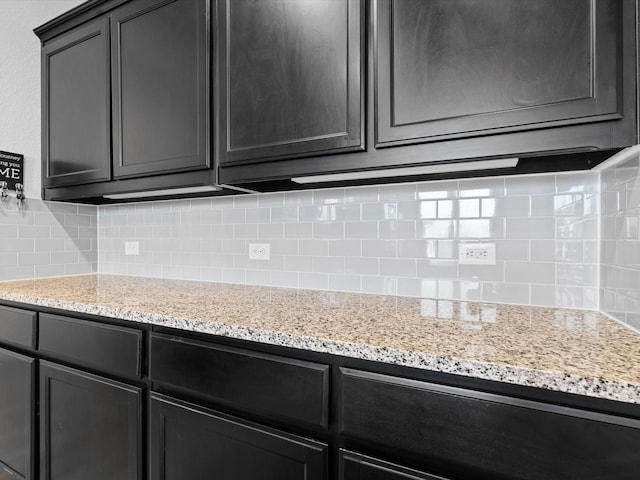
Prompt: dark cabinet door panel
<box><xmin>42</xmin><ymin>17</ymin><xmax>111</xmax><ymax>187</ymax></box>
<box><xmin>39</xmin><ymin>362</ymin><xmax>142</xmax><ymax>480</ymax></box>
<box><xmin>340</xmin><ymin>368</ymin><xmax>640</xmax><ymax>480</ymax></box>
<box><xmin>150</xmin><ymin>394</ymin><xmax>327</xmax><ymax>480</ymax></box>
<box><xmin>111</xmin><ymin>0</ymin><xmax>209</xmax><ymax>179</ymax></box>
<box><xmin>340</xmin><ymin>451</ymin><xmax>448</xmax><ymax>480</ymax></box>
<box><xmin>0</xmin><ymin>349</ymin><xmax>34</xmax><ymax>480</ymax></box>
<box><xmin>219</xmin><ymin>0</ymin><xmax>364</xmax><ymax>165</ymax></box>
<box><xmin>375</xmin><ymin>0</ymin><xmax>624</xmax><ymax>146</ymax></box>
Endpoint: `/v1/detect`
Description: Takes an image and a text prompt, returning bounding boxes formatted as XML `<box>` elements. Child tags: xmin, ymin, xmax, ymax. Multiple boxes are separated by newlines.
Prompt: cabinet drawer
<box><xmin>0</xmin><ymin>305</ymin><xmax>36</xmax><ymax>350</ymax></box>
<box><xmin>38</xmin><ymin>314</ymin><xmax>142</xmax><ymax>379</ymax></box>
<box><xmin>340</xmin><ymin>450</ymin><xmax>447</xmax><ymax>480</ymax></box>
<box><xmin>150</xmin><ymin>333</ymin><xmax>329</xmax><ymax>428</ymax></box>
<box><xmin>340</xmin><ymin>368</ymin><xmax>640</xmax><ymax>480</ymax></box>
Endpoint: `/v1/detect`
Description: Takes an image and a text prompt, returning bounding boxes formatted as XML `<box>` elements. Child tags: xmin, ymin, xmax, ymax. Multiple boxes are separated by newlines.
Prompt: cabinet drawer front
<box><xmin>38</xmin><ymin>314</ymin><xmax>142</xmax><ymax>379</ymax></box>
<box><xmin>151</xmin><ymin>394</ymin><xmax>327</xmax><ymax>480</ymax></box>
<box><xmin>340</xmin><ymin>368</ymin><xmax>640</xmax><ymax>480</ymax></box>
<box><xmin>0</xmin><ymin>305</ymin><xmax>36</xmax><ymax>349</ymax></box>
<box><xmin>150</xmin><ymin>333</ymin><xmax>329</xmax><ymax>428</ymax></box>
<box><xmin>340</xmin><ymin>450</ymin><xmax>447</xmax><ymax>480</ymax></box>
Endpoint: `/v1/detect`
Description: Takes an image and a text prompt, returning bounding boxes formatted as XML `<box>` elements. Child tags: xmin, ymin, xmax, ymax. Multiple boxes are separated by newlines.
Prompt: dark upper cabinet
<box><xmin>111</xmin><ymin>0</ymin><xmax>209</xmax><ymax>179</ymax></box>
<box><xmin>218</xmin><ymin>0</ymin><xmax>364</xmax><ymax>166</ymax></box>
<box><xmin>0</xmin><ymin>348</ymin><xmax>35</xmax><ymax>480</ymax></box>
<box><xmin>375</xmin><ymin>0</ymin><xmax>625</xmax><ymax>147</ymax></box>
<box><xmin>150</xmin><ymin>393</ymin><xmax>328</xmax><ymax>480</ymax></box>
<box><xmin>37</xmin><ymin>0</ymin><xmax>212</xmax><ymax>202</ymax></box>
<box><xmin>42</xmin><ymin>17</ymin><xmax>111</xmax><ymax>187</ymax></box>
<box><xmin>39</xmin><ymin>361</ymin><xmax>142</xmax><ymax>480</ymax></box>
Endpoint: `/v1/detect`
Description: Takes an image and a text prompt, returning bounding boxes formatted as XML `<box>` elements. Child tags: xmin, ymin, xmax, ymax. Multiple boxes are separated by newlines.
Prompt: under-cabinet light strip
<box><xmin>104</xmin><ymin>185</ymin><xmax>221</xmax><ymax>200</ymax></box>
<box><xmin>291</xmin><ymin>158</ymin><xmax>519</xmax><ymax>184</ymax></box>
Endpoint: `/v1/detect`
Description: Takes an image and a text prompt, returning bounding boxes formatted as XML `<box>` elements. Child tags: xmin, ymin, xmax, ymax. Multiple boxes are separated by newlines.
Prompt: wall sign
<box><xmin>0</xmin><ymin>150</ymin><xmax>24</xmax><ymax>189</ymax></box>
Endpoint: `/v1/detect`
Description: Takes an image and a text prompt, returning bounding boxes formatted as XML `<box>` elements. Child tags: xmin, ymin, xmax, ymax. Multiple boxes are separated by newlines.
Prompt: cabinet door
<box><xmin>375</xmin><ymin>0</ymin><xmax>623</xmax><ymax>147</ymax></box>
<box><xmin>219</xmin><ymin>0</ymin><xmax>364</xmax><ymax>166</ymax></box>
<box><xmin>39</xmin><ymin>362</ymin><xmax>142</xmax><ymax>480</ymax></box>
<box><xmin>0</xmin><ymin>349</ymin><xmax>34</xmax><ymax>480</ymax></box>
<box><xmin>42</xmin><ymin>17</ymin><xmax>111</xmax><ymax>187</ymax></box>
<box><xmin>111</xmin><ymin>0</ymin><xmax>209</xmax><ymax>179</ymax></box>
<box><xmin>340</xmin><ymin>451</ymin><xmax>448</xmax><ymax>480</ymax></box>
<box><xmin>150</xmin><ymin>394</ymin><xmax>327</xmax><ymax>480</ymax></box>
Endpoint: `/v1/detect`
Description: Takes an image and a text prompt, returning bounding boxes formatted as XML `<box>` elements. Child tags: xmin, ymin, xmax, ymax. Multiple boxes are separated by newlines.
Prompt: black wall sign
<box><xmin>0</xmin><ymin>150</ymin><xmax>24</xmax><ymax>190</ymax></box>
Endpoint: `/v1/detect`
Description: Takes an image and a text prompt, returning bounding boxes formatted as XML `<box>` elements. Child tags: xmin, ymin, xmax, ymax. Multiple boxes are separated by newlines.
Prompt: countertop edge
<box><xmin>2</xmin><ymin>291</ymin><xmax>639</xmax><ymax>405</ymax></box>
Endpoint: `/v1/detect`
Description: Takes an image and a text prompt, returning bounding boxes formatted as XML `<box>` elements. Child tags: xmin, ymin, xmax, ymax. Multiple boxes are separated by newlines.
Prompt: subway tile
<box><xmin>313</xmin><ymin>222</ymin><xmax>344</xmax><ymax>239</ymax></box>
<box><xmin>459</xmin><ymin>177</ymin><xmax>506</xmax><ymax>198</ymax></box>
<box><xmin>505</xmin><ymin>261</ymin><xmax>555</xmax><ymax>284</ymax></box>
<box><xmin>271</xmin><ymin>271</ymin><xmax>298</xmax><ymax>288</ymax></box>
<box><xmin>379</xmin><ymin>258</ymin><xmax>417</xmax><ymax>277</ymax></box>
<box><xmin>458</xmin><ymin>199</ymin><xmax>480</xmax><ymax>218</ymax></box>
<box><xmin>505</xmin><ymin>174</ymin><xmax>556</xmax><ymax>196</ymax></box>
<box><xmin>329</xmin><ymin>239</ymin><xmax>361</xmax><ymax>257</ymax></box>
<box><xmin>459</xmin><ymin>263</ymin><xmax>504</xmax><ymax>282</ymax></box>
<box><xmin>362</xmin><ymin>239</ymin><xmax>397</xmax><ymax>257</ymax></box>
<box><xmin>284</xmin><ymin>256</ymin><xmax>313</xmax><ymax>273</ymax></box>
<box><xmin>345</xmin><ymin>257</ymin><xmax>378</xmax><ymax>275</ymax></box>
<box><xmin>233</xmin><ymin>195</ymin><xmax>258</xmax><ymax>209</ymax></box>
<box><xmin>313</xmin><ymin>188</ymin><xmax>344</xmax><ymax>205</ymax></box>
<box><xmin>284</xmin><ymin>190</ymin><xmax>314</xmax><ymax>206</ymax></box>
<box><xmin>417</xmin><ymin>180</ymin><xmax>458</xmax><ymax>200</ymax></box>
<box><xmin>299</xmin><ymin>239</ymin><xmax>329</xmax><ymax>256</ymax></box>
<box><xmin>530</xmin><ymin>240</ymin><xmax>557</xmax><ymax>262</ymax></box>
<box><xmin>362</xmin><ymin>203</ymin><xmax>396</xmax><ymax>221</ymax></box>
<box><xmin>313</xmin><ymin>257</ymin><xmax>345</xmax><ymax>274</ymax></box>
<box><xmin>257</xmin><ymin>193</ymin><xmax>284</xmax><ymax>207</ymax></box>
<box><xmin>299</xmin><ymin>272</ymin><xmax>328</xmax><ymax>290</ymax></box>
<box><xmin>345</xmin><ymin>221</ymin><xmax>377</xmax><ymax>239</ymax></box>
<box><xmin>495</xmin><ymin>239</ymin><xmax>529</xmax><ymax>262</ymax></box>
<box><xmin>458</xmin><ymin>219</ymin><xmax>504</xmax><ymax>239</ymax></box>
<box><xmin>417</xmin><ymin>259</ymin><xmax>458</xmax><ymax>279</ymax></box>
<box><xmin>328</xmin><ymin>274</ymin><xmax>361</xmax><ymax>293</ymax></box>
<box><xmin>284</xmin><ymin>222</ymin><xmax>312</xmax><ymax>238</ymax></box>
<box><xmin>245</xmin><ymin>270</ymin><xmax>271</xmax><ymax>286</ymax></box>
<box><xmin>344</xmin><ymin>186</ymin><xmax>379</xmax><ymax>203</ymax></box>
<box><xmin>555</xmin><ymin>171</ymin><xmax>598</xmax><ymax>194</ymax></box>
<box><xmin>379</xmin><ymin>183</ymin><xmax>416</xmax><ymax>201</ymax></box>
<box><xmin>258</xmin><ymin>223</ymin><xmax>284</xmax><ymax>238</ymax></box>
<box><xmin>481</xmin><ymin>282</ymin><xmax>530</xmax><ymax>305</ymax></box>
<box><xmin>361</xmin><ymin>276</ymin><xmax>397</xmax><ymax>295</ymax></box>
<box><xmin>222</xmin><ymin>208</ymin><xmax>245</xmax><ymax>224</ymax></box>
<box><xmin>246</xmin><ymin>207</ymin><xmax>271</xmax><ymax>223</ymax></box>
<box><xmin>398</xmin><ymin>239</ymin><xmax>437</xmax><ymax>258</ymax></box>
<box><xmin>418</xmin><ymin>220</ymin><xmax>454</xmax><ymax>239</ymax></box>
<box><xmin>506</xmin><ymin>217</ymin><xmax>555</xmax><ymax>239</ymax></box>
<box><xmin>481</xmin><ymin>196</ymin><xmax>530</xmax><ymax>218</ymax></box>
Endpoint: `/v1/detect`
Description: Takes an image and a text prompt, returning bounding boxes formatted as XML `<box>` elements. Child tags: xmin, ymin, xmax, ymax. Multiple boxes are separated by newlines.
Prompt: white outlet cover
<box><xmin>124</xmin><ymin>241</ymin><xmax>140</xmax><ymax>256</ymax></box>
<box><xmin>249</xmin><ymin>243</ymin><xmax>271</xmax><ymax>260</ymax></box>
<box><xmin>458</xmin><ymin>242</ymin><xmax>496</xmax><ymax>265</ymax></box>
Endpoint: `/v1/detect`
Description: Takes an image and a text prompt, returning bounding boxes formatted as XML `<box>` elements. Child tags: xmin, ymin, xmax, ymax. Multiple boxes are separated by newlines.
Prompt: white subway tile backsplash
<box><xmin>88</xmin><ymin>170</ymin><xmax>603</xmax><ymax>308</ymax></box>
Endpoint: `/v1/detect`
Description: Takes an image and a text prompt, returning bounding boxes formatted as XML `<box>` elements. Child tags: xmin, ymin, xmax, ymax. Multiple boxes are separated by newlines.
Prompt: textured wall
<box><xmin>99</xmin><ymin>171</ymin><xmax>600</xmax><ymax>309</ymax></box>
<box><xmin>0</xmin><ymin>0</ymin><xmax>85</xmax><ymax>198</ymax></box>
<box><xmin>0</xmin><ymin>1</ymin><xmax>97</xmax><ymax>281</ymax></box>
<box><xmin>601</xmin><ymin>149</ymin><xmax>640</xmax><ymax>331</ymax></box>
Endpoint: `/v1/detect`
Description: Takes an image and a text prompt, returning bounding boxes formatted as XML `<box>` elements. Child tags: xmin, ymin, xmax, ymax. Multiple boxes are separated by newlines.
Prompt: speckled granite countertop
<box><xmin>0</xmin><ymin>274</ymin><xmax>639</xmax><ymax>404</ymax></box>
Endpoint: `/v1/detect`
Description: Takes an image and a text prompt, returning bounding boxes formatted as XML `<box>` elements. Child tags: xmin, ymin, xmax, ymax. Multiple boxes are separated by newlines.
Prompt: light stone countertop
<box><xmin>0</xmin><ymin>274</ymin><xmax>639</xmax><ymax>404</ymax></box>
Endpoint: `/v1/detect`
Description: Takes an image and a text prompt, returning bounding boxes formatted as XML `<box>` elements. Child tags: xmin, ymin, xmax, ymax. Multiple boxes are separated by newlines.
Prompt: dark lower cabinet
<box><xmin>150</xmin><ymin>393</ymin><xmax>328</xmax><ymax>480</ymax></box>
<box><xmin>39</xmin><ymin>362</ymin><xmax>142</xmax><ymax>480</ymax></box>
<box><xmin>0</xmin><ymin>348</ymin><xmax>34</xmax><ymax>480</ymax></box>
<box><xmin>340</xmin><ymin>368</ymin><xmax>640</xmax><ymax>480</ymax></box>
<box><xmin>340</xmin><ymin>451</ymin><xmax>448</xmax><ymax>480</ymax></box>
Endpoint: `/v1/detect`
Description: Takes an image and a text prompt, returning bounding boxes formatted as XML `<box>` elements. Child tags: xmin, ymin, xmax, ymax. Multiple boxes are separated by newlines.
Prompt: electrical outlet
<box><xmin>249</xmin><ymin>243</ymin><xmax>270</xmax><ymax>260</ymax></box>
<box><xmin>124</xmin><ymin>241</ymin><xmax>140</xmax><ymax>256</ymax></box>
<box><xmin>458</xmin><ymin>243</ymin><xmax>496</xmax><ymax>265</ymax></box>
